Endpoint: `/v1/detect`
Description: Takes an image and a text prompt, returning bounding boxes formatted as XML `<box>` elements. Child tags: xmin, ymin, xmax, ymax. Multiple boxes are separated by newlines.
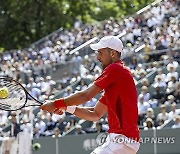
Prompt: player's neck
<box><xmin>112</xmin><ymin>58</ymin><xmax>121</xmax><ymax>63</ymax></box>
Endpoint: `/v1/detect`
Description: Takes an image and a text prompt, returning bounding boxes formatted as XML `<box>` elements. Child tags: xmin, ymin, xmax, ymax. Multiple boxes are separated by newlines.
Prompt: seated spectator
<box><xmin>139</xmin><ymin>86</ymin><xmax>151</xmax><ymax>102</ymax></box>
<box><xmin>166</xmin><ymin>76</ymin><xmax>178</xmax><ymax>95</ymax></box>
<box><xmin>83</xmin><ymin>98</ymin><xmax>97</xmax><ymax>107</ymax></box>
<box><xmin>20</xmin><ymin>117</ymin><xmax>32</xmax><ymax>134</ymax></box>
<box><xmin>63</xmin><ymin>86</ymin><xmax>73</xmax><ymax>97</ymax></box>
<box><xmin>0</xmin><ymin>110</ymin><xmax>8</xmax><ymax>127</ymax></box>
<box><xmin>157</xmin><ymin>105</ymin><xmax>169</xmax><ymax>123</ymax></box>
<box><xmin>74</xmin><ymin>125</ymin><xmax>86</xmax><ymax>135</ymax></box>
<box><xmin>143</xmin><ymin>118</ymin><xmax>155</xmax><ymax>130</ymax></box>
<box><xmin>174</xmin><ymin>82</ymin><xmax>180</xmax><ymax>104</ymax></box>
<box><xmin>138</xmin><ymin>94</ymin><xmax>150</xmax><ymax>125</ymax></box>
<box><xmin>65</xmin><ymin>115</ymin><xmax>77</xmax><ymax>131</ymax></box>
<box><xmin>144</xmin><ymin>108</ymin><xmax>156</xmax><ymax>124</ymax></box>
<box><xmin>76</xmin><ymin>79</ymin><xmax>88</xmax><ymax>91</ymax></box>
<box><xmin>129</xmin><ymin>57</ymin><xmax>138</xmax><ymax>70</ymax></box>
<box><xmin>86</xmin><ymin>121</ymin><xmax>107</xmax><ymax>134</ymax></box>
<box><xmin>166</xmin><ymin>64</ymin><xmax>178</xmax><ymax>82</ymax></box>
<box><xmin>152</xmin><ymin>86</ymin><xmax>165</xmax><ymax>104</ymax></box>
<box><xmin>44</xmin><ymin>114</ymin><xmax>55</xmax><ymax>136</ymax></box>
<box><xmin>95</xmin><ymin>121</ymin><xmax>107</xmax><ymax>133</ymax></box>
<box><xmin>155</xmin><ymin>68</ymin><xmax>166</xmax><ymax>82</ymax></box>
<box><xmin>168</xmin><ymin>103</ymin><xmax>180</xmax><ymax>118</ymax></box>
<box><xmin>55</xmin><ymin>117</ymin><xmax>67</xmax><ymax>135</ymax></box>
<box><xmin>165</xmin><ymin>95</ymin><xmax>176</xmax><ymax>106</ymax></box>
<box><xmin>156</xmin><ymin>119</ymin><xmax>165</xmax><ymax>129</ymax></box>
<box><xmin>172</xmin><ymin>116</ymin><xmax>180</xmax><ymax>129</ymax></box>
<box><xmin>33</xmin><ymin>126</ymin><xmax>42</xmax><ymax>139</ymax></box>
<box><xmin>141</xmin><ymin>78</ymin><xmax>149</xmax><ymax>87</ymax></box>
<box><xmin>134</xmin><ymin>64</ymin><xmax>145</xmax><ymax>80</ymax></box>
<box><xmin>139</xmin><ymin>70</ymin><xmax>147</xmax><ymax>80</ymax></box>
<box><xmin>34</xmin><ymin>117</ymin><xmax>46</xmax><ymax>136</ymax></box>
<box><xmin>9</xmin><ymin>114</ymin><xmax>21</xmax><ymax>137</ymax></box>
<box><xmin>167</xmin><ymin>57</ymin><xmax>179</xmax><ymax>70</ymax></box>
<box><xmin>148</xmin><ymin>98</ymin><xmax>158</xmax><ymax>108</ymax></box>
<box><xmin>52</xmin><ymin>127</ymin><xmax>61</xmax><ymax>138</ymax></box>
<box><xmin>153</xmin><ymin>75</ymin><xmax>166</xmax><ymax>88</ymax></box>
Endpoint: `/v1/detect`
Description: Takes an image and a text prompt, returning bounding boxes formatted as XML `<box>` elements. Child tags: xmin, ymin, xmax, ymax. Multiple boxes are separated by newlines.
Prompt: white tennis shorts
<box><xmin>91</xmin><ymin>133</ymin><xmax>140</xmax><ymax>154</ymax></box>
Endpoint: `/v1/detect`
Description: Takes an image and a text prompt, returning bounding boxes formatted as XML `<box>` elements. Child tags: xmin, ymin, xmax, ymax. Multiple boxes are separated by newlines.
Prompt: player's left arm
<box><xmin>40</xmin><ymin>84</ymin><xmax>102</xmax><ymax>112</ymax></box>
<box><xmin>64</xmin><ymin>84</ymin><xmax>101</xmax><ymax>106</ymax></box>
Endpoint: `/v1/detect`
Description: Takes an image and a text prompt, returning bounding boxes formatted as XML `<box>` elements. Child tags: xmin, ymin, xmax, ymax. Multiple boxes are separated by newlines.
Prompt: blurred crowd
<box><xmin>0</xmin><ymin>0</ymin><xmax>180</xmax><ymax>142</ymax></box>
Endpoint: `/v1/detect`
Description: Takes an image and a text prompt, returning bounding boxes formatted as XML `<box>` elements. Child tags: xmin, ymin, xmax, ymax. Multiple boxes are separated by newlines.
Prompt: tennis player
<box><xmin>40</xmin><ymin>36</ymin><xmax>140</xmax><ymax>154</ymax></box>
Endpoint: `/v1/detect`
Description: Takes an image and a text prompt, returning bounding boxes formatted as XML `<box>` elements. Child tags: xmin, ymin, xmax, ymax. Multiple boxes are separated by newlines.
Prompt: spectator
<box><xmin>138</xmin><ymin>94</ymin><xmax>150</xmax><ymax>125</ymax></box>
<box><xmin>141</xmin><ymin>78</ymin><xmax>149</xmax><ymax>87</ymax></box>
<box><xmin>83</xmin><ymin>98</ymin><xmax>97</xmax><ymax>107</ymax></box>
<box><xmin>20</xmin><ymin>117</ymin><xmax>32</xmax><ymax>134</ymax></box>
<box><xmin>156</xmin><ymin>118</ymin><xmax>165</xmax><ymax>129</ymax></box>
<box><xmin>152</xmin><ymin>86</ymin><xmax>165</xmax><ymax>105</ymax></box>
<box><xmin>166</xmin><ymin>76</ymin><xmax>178</xmax><ymax>95</ymax></box>
<box><xmin>33</xmin><ymin>126</ymin><xmax>41</xmax><ymax>139</ymax></box>
<box><xmin>86</xmin><ymin>120</ymin><xmax>107</xmax><ymax>134</ymax></box>
<box><xmin>63</xmin><ymin>86</ymin><xmax>73</xmax><ymax>97</ymax></box>
<box><xmin>144</xmin><ymin>118</ymin><xmax>155</xmax><ymax>130</ymax></box>
<box><xmin>52</xmin><ymin>127</ymin><xmax>61</xmax><ymax>138</ymax></box>
<box><xmin>65</xmin><ymin>115</ymin><xmax>77</xmax><ymax>131</ymax></box>
<box><xmin>74</xmin><ymin>125</ymin><xmax>86</xmax><ymax>135</ymax></box>
<box><xmin>168</xmin><ymin>103</ymin><xmax>180</xmax><ymax>118</ymax></box>
<box><xmin>55</xmin><ymin>117</ymin><xmax>67</xmax><ymax>135</ymax></box>
<box><xmin>34</xmin><ymin>117</ymin><xmax>46</xmax><ymax>136</ymax></box>
<box><xmin>139</xmin><ymin>86</ymin><xmax>151</xmax><ymax>102</ymax></box>
<box><xmin>174</xmin><ymin>82</ymin><xmax>180</xmax><ymax>104</ymax></box>
<box><xmin>166</xmin><ymin>64</ymin><xmax>178</xmax><ymax>82</ymax></box>
<box><xmin>157</xmin><ymin>105</ymin><xmax>169</xmax><ymax>123</ymax></box>
<box><xmin>172</xmin><ymin>116</ymin><xmax>180</xmax><ymax>129</ymax></box>
<box><xmin>44</xmin><ymin>114</ymin><xmax>55</xmax><ymax>136</ymax></box>
<box><xmin>9</xmin><ymin>114</ymin><xmax>21</xmax><ymax>137</ymax></box>
<box><xmin>167</xmin><ymin>57</ymin><xmax>179</xmax><ymax>69</ymax></box>
<box><xmin>165</xmin><ymin>95</ymin><xmax>176</xmax><ymax>106</ymax></box>
<box><xmin>0</xmin><ymin>110</ymin><xmax>8</xmax><ymax>128</ymax></box>
<box><xmin>153</xmin><ymin>75</ymin><xmax>166</xmax><ymax>88</ymax></box>
<box><xmin>155</xmin><ymin>68</ymin><xmax>166</xmax><ymax>82</ymax></box>
<box><xmin>144</xmin><ymin>108</ymin><xmax>156</xmax><ymax>124</ymax></box>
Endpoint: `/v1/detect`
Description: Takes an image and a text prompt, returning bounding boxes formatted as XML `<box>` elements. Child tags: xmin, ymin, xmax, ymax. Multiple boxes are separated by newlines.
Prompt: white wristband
<box><xmin>66</xmin><ymin>106</ymin><xmax>76</xmax><ymax>114</ymax></box>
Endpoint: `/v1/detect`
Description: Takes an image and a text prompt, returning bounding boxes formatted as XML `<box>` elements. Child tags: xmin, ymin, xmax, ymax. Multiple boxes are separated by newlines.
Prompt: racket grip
<box><xmin>54</xmin><ymin>98</ymin><xmax>67</xmax><ymax>108</ymax></box>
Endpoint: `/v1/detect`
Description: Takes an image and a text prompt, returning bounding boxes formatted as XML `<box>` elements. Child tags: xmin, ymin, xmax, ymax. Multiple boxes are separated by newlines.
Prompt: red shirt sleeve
<box><xmin>99</xmin><ymin>93</ymin><xmax>107</xmax><ymax>105</ymax></box>
<box><xmin>94</xmin><ymin>63</ymin><xmax>121</xmax><ymax>89</ymax></box>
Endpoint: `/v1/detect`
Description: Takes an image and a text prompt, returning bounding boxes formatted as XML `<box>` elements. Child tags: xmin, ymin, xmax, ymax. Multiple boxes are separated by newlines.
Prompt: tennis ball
<box><xmin>0</xmin><ymin>87</ymin><xmax>9</xmax><ymax>99</ymax></box>
<box><xmin>32</xmin><ymin>143</ymin><xmax>41</xmax><ymax>151</ymax></box>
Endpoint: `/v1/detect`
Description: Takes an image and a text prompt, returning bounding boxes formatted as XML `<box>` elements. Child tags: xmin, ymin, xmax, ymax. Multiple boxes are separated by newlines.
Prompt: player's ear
<box><xmin>111</xmin><ymin>50</ymin><xmax>116</xmax><ymax>58</ymax></box>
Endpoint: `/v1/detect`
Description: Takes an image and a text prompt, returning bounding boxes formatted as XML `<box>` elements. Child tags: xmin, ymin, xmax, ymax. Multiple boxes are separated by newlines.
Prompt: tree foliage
<box><xmin>0</xmin><ymin>0</ymin><xmax>153</xmax><ymax>50</ymax></box>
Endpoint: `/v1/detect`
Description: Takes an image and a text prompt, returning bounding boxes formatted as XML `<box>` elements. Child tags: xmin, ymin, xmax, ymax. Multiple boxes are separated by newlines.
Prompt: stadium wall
<box><xmin>30</xmin><ymin>128</ymin><xmax>180</xmax><ymax>154</ymax></box>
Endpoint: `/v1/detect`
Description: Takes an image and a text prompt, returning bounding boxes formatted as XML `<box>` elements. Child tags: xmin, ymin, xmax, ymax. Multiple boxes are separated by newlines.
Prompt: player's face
<box><xmin>97</xmin><ymin>48</ymin><xmax>113</xmax><ymax>69</ymax></box>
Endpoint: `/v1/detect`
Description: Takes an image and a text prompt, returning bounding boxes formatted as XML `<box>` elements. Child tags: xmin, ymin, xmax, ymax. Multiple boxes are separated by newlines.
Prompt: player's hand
<box><xmin>40</xmin><ymin>100</ymin><xmax>66</xmax><ymax>114</ymax></box>
<box><xmin>40</xmin><ymin>100</ymin><xmax>56</xmax><ymax>113</ymax></box>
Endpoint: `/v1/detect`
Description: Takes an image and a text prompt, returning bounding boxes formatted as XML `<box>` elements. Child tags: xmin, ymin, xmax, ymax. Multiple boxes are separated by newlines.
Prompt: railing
<box><xmin>29</xmin><ymin>28</ymin><xmax>63</xmax><ymax>48</ymax></box>
<box><xmin>28</xmin><ymin>0</ymin><xmax>163</xmax><ymax>52</ymax></box>
<box><xmin>136</xmin><ymin>0</ymin><xmax>162</xmax><ymax>15</ymax></box>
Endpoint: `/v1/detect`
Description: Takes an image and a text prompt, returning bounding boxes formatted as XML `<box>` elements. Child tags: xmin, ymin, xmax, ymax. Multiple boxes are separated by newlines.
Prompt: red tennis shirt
<box><xmin>94</xmin><ymin>60</ymin><xmax>140</xmax><ymax>141</ymax></box>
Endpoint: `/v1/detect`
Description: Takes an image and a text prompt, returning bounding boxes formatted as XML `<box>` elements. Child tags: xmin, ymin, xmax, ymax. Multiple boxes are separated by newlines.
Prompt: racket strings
<box><xmin>0</xmin><ymin>79</ymin><xmax>26</xmax><ymax>110</ymax></box>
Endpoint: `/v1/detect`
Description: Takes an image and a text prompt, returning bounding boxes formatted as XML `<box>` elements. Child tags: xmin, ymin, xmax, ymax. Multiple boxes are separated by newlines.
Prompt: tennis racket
<box><xmin>0</xmin><ymin>77</ymin><xmax>47</xmax><ymax>111</ymax></box>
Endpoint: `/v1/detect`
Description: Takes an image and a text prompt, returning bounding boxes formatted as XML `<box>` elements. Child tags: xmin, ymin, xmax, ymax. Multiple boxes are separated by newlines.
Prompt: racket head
<box><xmin>0</xmin><ymin>77</ymin><xmax>28</xmax><ymax>111</ymax></box>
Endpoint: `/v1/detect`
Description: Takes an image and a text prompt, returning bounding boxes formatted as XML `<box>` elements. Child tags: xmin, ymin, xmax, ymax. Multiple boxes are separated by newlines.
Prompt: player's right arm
<box><xmin>73</xmin><ymin>101</ymin><xmax>107</xmax><ymax>121</ymax></box>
